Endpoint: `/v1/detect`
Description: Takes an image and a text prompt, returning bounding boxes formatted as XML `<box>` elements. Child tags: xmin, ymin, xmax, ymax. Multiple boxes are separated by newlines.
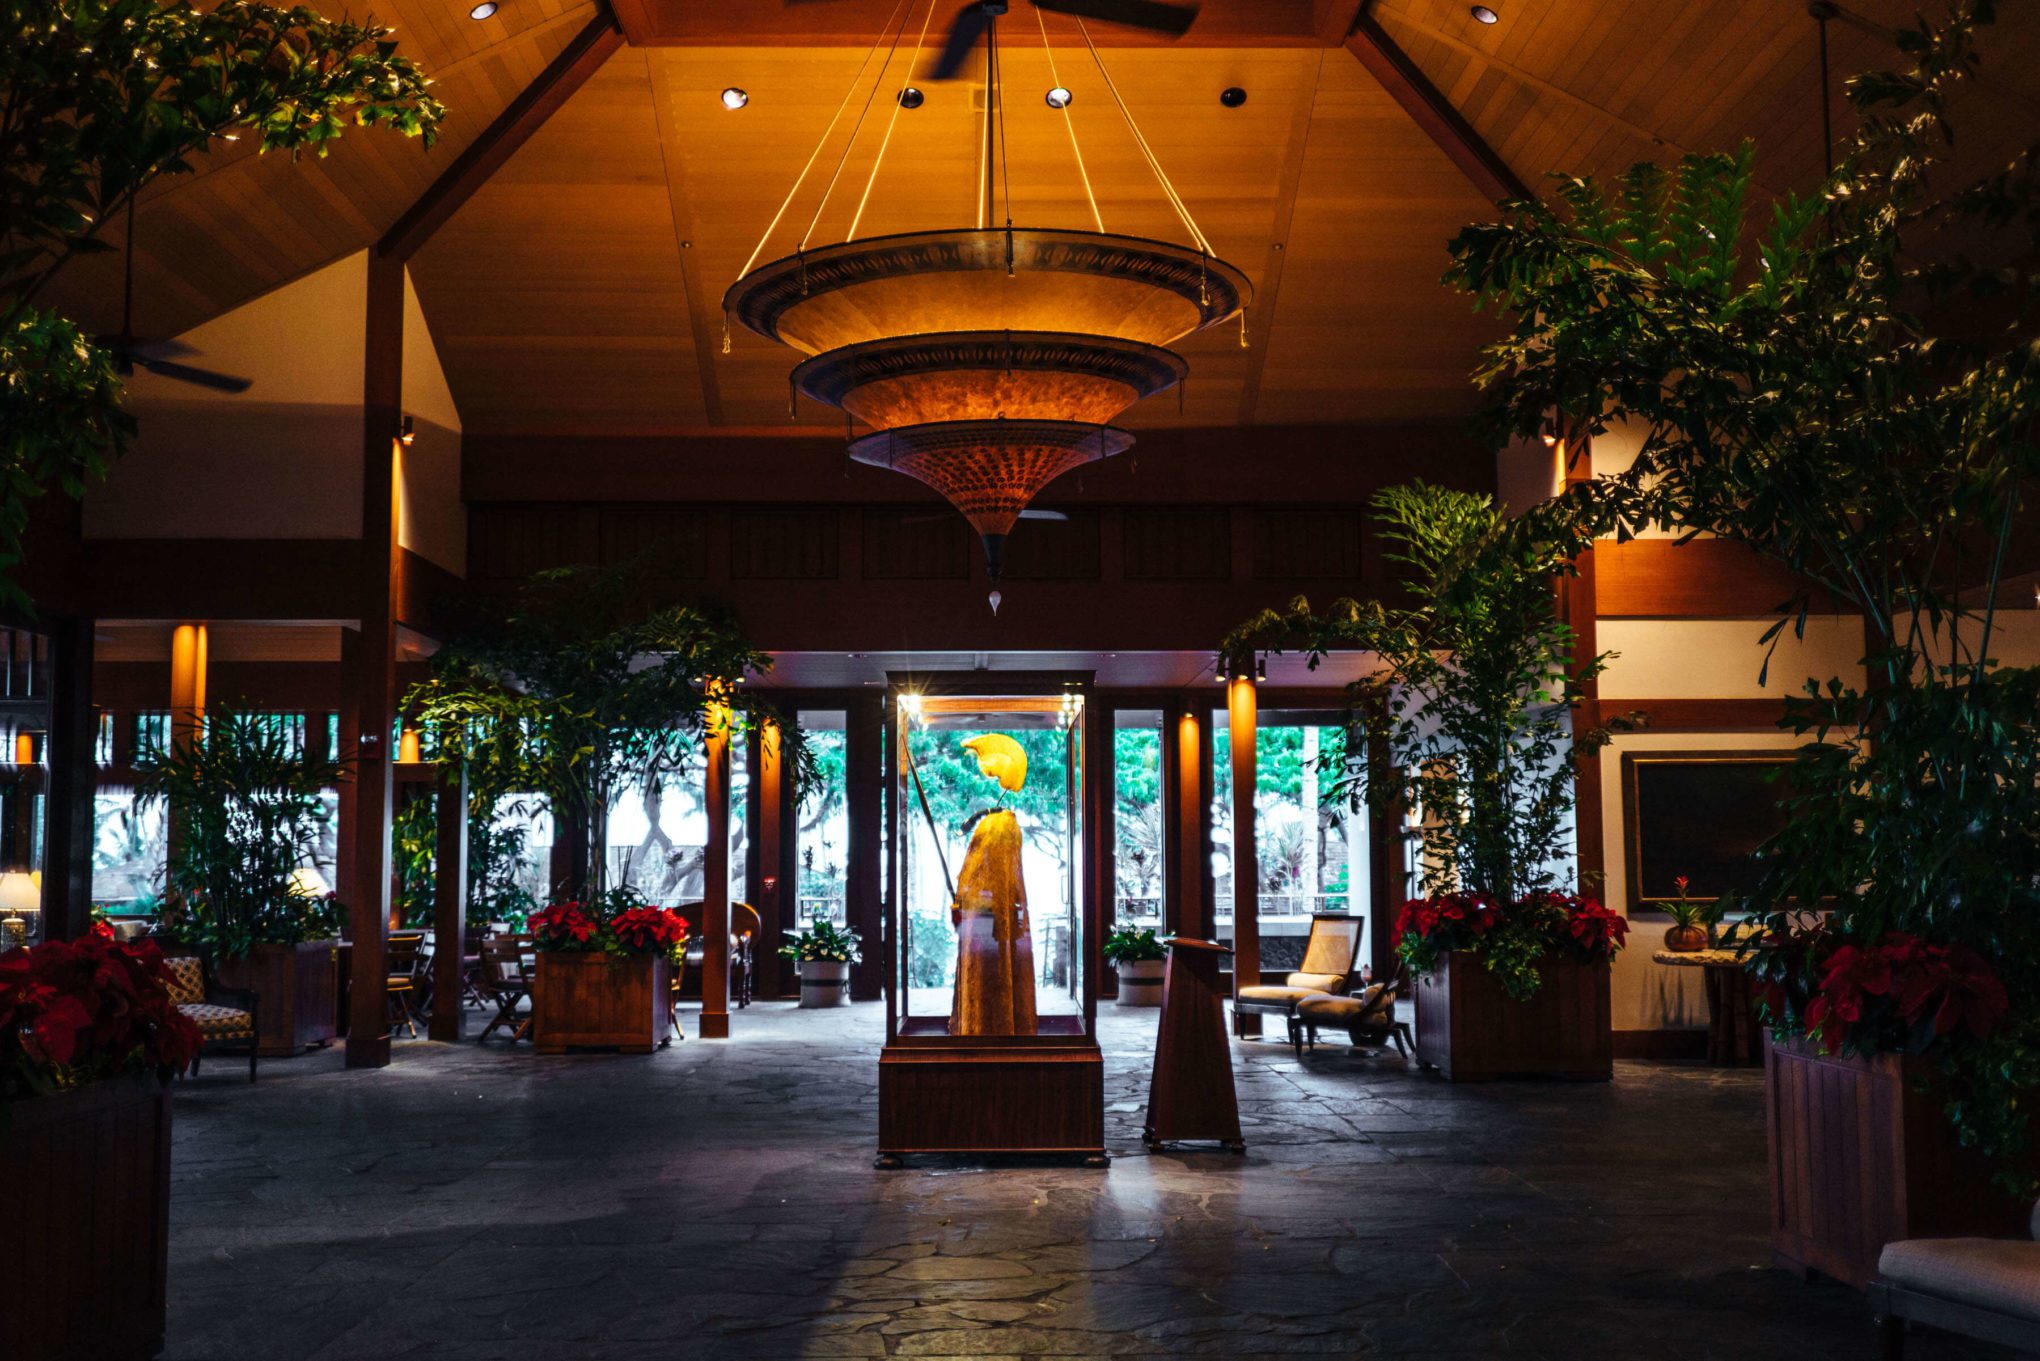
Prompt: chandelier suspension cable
<box><xmin>1036</xmin><ymin>3</ymin><xmax>1104</xmax><ymax>234</ymax></box>
<box><xmin>976</xmin><ymin>34</ymin><xmax>992</xmax><ymax>228</ymax></box>
<box><xmin>798</xmin><ymin>0</ymin><xmax>917</xmax><ymax>249</ymax></box>
<box><xmin>845</xmin><ymin>0</ymin><xmax>941</xmax><ymax>242</ymax></box>
<box><xmin>732</xmin><ymin>0</ymin><xmax>908</xmax><ymax>287</ymax></box>
<box><xmin>1074</xmin><ymin>16</ymin><xmax>1213</xmax><ymax>256</ymax></box>
<box><xmin>993</xmin><ymin>13</ymin><xmax>1012</xmax><ymax>233</ymax></box>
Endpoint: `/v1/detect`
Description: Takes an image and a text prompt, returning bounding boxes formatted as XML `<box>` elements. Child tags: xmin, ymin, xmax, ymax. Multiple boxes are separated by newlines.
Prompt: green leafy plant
<box><xmin>1442</xmin><ymin>1</ymin><xmax>2038</xmax><ymax>1182</ymax></box>
<box><xmin>406</xmin><ymin>562</ymin><xmax>814</xmax><ymax>897</ymax></box>
<box><xmin>780</xmin><ymin>916</ymin><xmax>862</xmax><ymax>965</ymax></box>
<box><xmin>1102</xmin><ymin>926</ymin><xmax>1168</xmax><ymax>965</ymax></box>
<box><xmin>133</xmin><ymin>704</ymin><xmax>341</xmax><ymax>960</ymax></box>
<box><xmin>390</xmin><ymin>790</ymin><xmax>540</xmax><ymax>928</ymax></box>
<box><xmin>1662</xmin><ymin>876</ymin><xmax>1718</xmax><ymax>935</ymax></box>
<box><xmin>1</xmin><ymin>0</ymin><xmax>444</xmax><ymax>608</ymax></box>
<box><xmin>1227</xmin><ymin>482</ymin><xmax>1632</xmax><ymax>996</ymax></box>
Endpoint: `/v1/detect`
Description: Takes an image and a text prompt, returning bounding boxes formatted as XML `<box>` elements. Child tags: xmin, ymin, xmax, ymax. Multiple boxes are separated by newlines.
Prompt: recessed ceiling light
<box><xmin>1219</xmin><ymin>87</ymin><xmax>1247</xmax><ymax>108</ymax></box>
<box><xmin>898</xmin><ymin>87</ymin><xmax>925</xmax><ymax>109</ymax></box>
<box><xmin>1471</xmin><ymin>5</ymin><xmax>1499</xmax><ymax>23</ymax></box>
<box><xmin>468</xmin><ymin>0</ymin><xmax>496</xmax><ymax>17</ymax></box>
<box><xmin>1045</xmin><ymin>86</ymin><xmax>1073</xmax><ymax>109</ymax></box>
<box><xmin>721</xmin><ymin>87</ymin><xmax>749</xmax><ymax>111</ymax></box>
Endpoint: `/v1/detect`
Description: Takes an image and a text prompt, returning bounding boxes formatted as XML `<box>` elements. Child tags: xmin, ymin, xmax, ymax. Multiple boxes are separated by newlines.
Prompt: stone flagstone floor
<box><xmin>162</xmin><ymin>1002</ymin><xmax>2012</xmax><ymax>1359</ymax></box>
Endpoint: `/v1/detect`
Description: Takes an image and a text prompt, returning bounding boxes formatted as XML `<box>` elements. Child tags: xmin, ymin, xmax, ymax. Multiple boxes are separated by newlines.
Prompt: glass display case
<box><xmin>878</xmin><ymin>676</ymin><xmax>1104</xmax><ymax>1165</ymax></box>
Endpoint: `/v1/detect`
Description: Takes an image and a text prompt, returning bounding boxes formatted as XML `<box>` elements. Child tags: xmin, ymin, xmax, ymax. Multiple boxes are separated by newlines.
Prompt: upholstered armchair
<box><xmin>1231</xmin><ymin>913</ymin><xmax>1363</xmax><ymax>1041</ymax></box>
<box><xmin>162</xmin><ymin>954</ymin><xmax>259</xmax><ymax>1082</ymax></box>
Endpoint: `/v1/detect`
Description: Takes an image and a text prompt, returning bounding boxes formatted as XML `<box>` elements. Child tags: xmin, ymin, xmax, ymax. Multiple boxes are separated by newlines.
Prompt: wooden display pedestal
<box><xmin>1767</xmin><ymin>1037</ymin><xmax>2030</xmax><ymax>1287</ymax></box>
<box><xmin>877</xmin><ymin>1019</ymin><xmax>1105</xmax><ymax>1165</ymax></box>
<box><xmin>1144</xmin><ymin>938</ymin><xmax>1244</xmax><ymax>1151</ymax></box>
<box><xmin>536</xmin><ymin>954</ymin><xmax>672</xmax><ymax>1054</ymax></box>
<box><xmin>1412</xmin><ymin>952</ymin><xmax>1612</xmax><ymax>1081</ymax></box>
<box><xmin>215</xmin><ymin>940</ymin><xmax>339</xmax><ymax>1057</ymax></box>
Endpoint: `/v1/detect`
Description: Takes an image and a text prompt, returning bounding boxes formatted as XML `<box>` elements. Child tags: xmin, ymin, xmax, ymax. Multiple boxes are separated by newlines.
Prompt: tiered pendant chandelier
<box><xmin>722</xmin><ymin>0</ymin><xmax>1251</xmax><ymax>611</ymax></box>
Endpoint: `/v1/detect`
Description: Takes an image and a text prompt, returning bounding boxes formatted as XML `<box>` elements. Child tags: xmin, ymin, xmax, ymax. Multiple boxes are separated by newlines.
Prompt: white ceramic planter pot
<box><xmin>799</xmin><ymin>959</ymin><xmax>852</xmax><ymax>1008</ymax></box>
<box><xmin>1114</xmin><ymin>958</ymin><xmax>1165</xmax><ymax>1007</ymax></box>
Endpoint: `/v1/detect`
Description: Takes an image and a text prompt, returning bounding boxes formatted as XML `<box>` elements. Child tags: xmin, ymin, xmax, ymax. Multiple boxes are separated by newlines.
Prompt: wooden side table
<box><xmin>1651</xmin><ymin>948</ymin><xmax>1762</xmax><ymax>1065</ymax></box>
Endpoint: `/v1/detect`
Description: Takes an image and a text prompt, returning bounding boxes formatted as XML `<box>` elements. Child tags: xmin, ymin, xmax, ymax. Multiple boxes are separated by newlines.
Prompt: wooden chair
<box><xmin>162</xmin><ymin>954</ymin><xmax>259</xmax><ymax>1082</ymax></box>
<box><xmin>1870</xmin><ymin>1203</ymin><xmax>2040</xmax><ymax>1358</ymax></box>
<box><xmin>385</xmin><ymin>930</ymin><xmax>426</xmax><ymax>1038</ymax></box>
<box><xmin>1294</xmin><ymin>968</ymin><xmax>1414</xmax><ymax>1060</ymax></box>
<box><xmin>673</xmin><ymin>901</ymin><xmax>760</xmax><ymax>1012</ymax></box>
<box><xmin>1231</xmin><ymin>912</ymin><xmax>1363</xmax><ymax>1040</ymax></box>
<box><xmin>476</xmin><ymin>935</ymin><xmax>534</xmax><ymax>1043</ymax></box>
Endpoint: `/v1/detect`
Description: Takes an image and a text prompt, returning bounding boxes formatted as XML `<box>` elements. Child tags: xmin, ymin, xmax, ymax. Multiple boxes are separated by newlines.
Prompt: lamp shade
<box><xmin>0</xmin><ymin>871</ymin><xmax>41</xmax><ymax>915</ymax></box>
<box><xmin>288</xmin><ymin>866</ymin><xmax>331</xmax><ymax>899</ymax></box>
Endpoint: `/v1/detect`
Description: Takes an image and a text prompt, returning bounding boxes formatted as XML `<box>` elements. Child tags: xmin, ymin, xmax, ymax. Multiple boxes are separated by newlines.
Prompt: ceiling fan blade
<box><xmin>136</xmin><ymin>357</ymin><xmax>253</xmax><ymax>393</ymax></box>
<box><xmin>124</xmin><ymin>337</ymin><xmax>198</xmax><ymax>362</ymax></box>
<box><xmin>1017</xmin><ymin>508</ymin><xmax>1068</xmax><ymax>521</ymax></box>
<box><xmin>1033</xmin><ymin>0</ymin><xmax>1198</xmax><ymax>37</ymax></box>
<box><xmin>928</xmin><ymin>2</ymin><xmax>991</xmax><ymax>80</ymax></box>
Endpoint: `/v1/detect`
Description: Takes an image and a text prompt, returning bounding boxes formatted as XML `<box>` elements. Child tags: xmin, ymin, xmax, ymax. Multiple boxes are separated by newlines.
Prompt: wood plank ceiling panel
<box><xmin>39</xmin><ymin>1</ymin><xmax>597</xmax><ymax>339</ymax></box>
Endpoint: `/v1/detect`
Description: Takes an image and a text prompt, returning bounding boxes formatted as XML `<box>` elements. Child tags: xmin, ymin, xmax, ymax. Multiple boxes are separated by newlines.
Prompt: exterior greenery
<box><xmin>405</xmin><ymin>563</ymin><xmax>813</xmax><ymax>898</ymax></box>
<box><xmin>1445</xmin><ymin>1</ymin><xmax>2038</xmax><ymax>1182</ymax></box>
<box><xmin>0</xmin><ymin>0</ymin><xmax>443</xmax><ymax>607</ymax></box>
<box><xmin>133</xmin><ymin>704</ymin><xmax>341</xmax><ymax>959</ymax></box>
<box><xmin>392</xmin><ymin>791</ymin><xmax>538</xmax><ymax>929</ymax></box>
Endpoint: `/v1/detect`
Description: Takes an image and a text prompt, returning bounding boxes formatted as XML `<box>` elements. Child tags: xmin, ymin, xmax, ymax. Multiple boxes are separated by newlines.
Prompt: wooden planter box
<box><xmin>1766</xmin><ymin>1037</ymin><xmax>2032</xmax><ymax>1288</ymax></box>
<box><xmin>536</xmin><ymin>952</ymin><xmax>671</xmax><ymax>1054</ymax></box>
<box><xmin>215</xmin><ymin>940</ymin><xmax>339</xmax><ymax>1057</ymax></box>
<box><xmin>0</xmin><ymin>1074</ymin><xmax>172</xmax><ymax>1361</ymax></box>
<box><xmin>1412</xmin><ymin>951</ymin><xmax>1612</xmax><ymax>1081</ymax></box>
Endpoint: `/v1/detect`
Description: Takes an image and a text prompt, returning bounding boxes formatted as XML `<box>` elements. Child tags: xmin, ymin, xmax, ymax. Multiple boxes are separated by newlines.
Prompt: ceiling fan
<box><xmin>97</xmin><ymin>200</ymin><xmax>253</xmax><ymax>394</ymax></box>
<box><xmin>928</xmin><ymin>0</ymin><xmax>1198</xmax><ymax>79</ymax></box>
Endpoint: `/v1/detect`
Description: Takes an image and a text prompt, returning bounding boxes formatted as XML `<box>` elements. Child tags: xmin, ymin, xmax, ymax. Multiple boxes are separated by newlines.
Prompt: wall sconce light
<box><xmin>397</xmin><ymin>728</ymin><xmax>423</xmax><ymax>764</ymax></box>
<box><xmin>13</xmin><ymin>731</ymin><xmax>37</xmax><ymax>765</ymax></box>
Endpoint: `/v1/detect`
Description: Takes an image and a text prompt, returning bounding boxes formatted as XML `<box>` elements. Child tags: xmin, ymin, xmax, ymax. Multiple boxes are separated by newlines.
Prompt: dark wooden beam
<box><xmin>1226</xmin><ymin>675</ymin><xmax>1260</xmax><ymax>1035</ymax></box>
<box><xmin>41</xmin><ymin>614</ymin><xmax>97</xmax><ymax>942</ymax></box>
<box><xmin>1313</xmin><ymin>0</ymin><xmax>1367</xmax><ymax>44</ymax></box>
<box><xmin>699</xmin><ymin>701</ymin><xmax>732</xmax><ymax>1039</ymax></box>
<box><xmin>429</xmin><ymin>761</ymin><xmax>469</xmax><ymax>1043</ymax></box>
<box><xmin>613</xmin><ymin>0</ymin><xmax>1321</xmax><ymax>48</ymax></box>
<box><xmin>1345</xmin><ymin>10</ymin><xmax>1528</xmax><ymax>203</ymax></box>
<box><xmin>378</xmin><ymin>12</ymin><xmax>625</xmax><ymax>264</ymax></box>
<box><xmin>1563</xmin><ymin>440</ymin><xmax>1605</xmax><ymax>895</ymax></box>
<box><xmin>1595</xmin><ymin>539</ymin><xmax>1840</xmax><ymax>618</ymax></box>
<box><xmin>845</xmin><ymin>693</ymin><xmax>883</xmax><ymax>1003</ymax></box>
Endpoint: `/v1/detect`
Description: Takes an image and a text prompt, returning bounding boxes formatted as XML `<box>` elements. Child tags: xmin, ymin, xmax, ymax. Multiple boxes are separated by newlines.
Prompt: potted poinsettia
<box><xmin>2</xmin><ymin>936</ymin><xmax>201</xmax><ymax>1361</ymax></box>
<box><xmin>1104</xmin><ymin>926</ymin><xmax>1169</xmax><ymax>1007</ymax></box>
<box><xmin>531</xmin><ymin>892</ymin><xmax>688</xmax><ymax>1054</ymax></box>
<box><xmin>779</xmin><ymin>916</ymin><xmax>861</xmax><ymax>1009</ymax></box>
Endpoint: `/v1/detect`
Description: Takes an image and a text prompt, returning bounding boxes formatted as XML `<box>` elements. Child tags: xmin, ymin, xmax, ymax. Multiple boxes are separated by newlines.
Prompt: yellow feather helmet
<box><xmin>961</xmin><ymin>733</ymin><xmax>1028</xmax><ymax>793</ymax></box>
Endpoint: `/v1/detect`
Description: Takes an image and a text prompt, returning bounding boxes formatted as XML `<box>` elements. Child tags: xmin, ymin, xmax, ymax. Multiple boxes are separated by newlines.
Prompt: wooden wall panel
<box><xmin>1595</xmin><ymin>539</ymin><xmax>1835</xmax><ymax>618</ymax></box>
<box><xmin>1122</xmin><ymin>509</ymin><xmax>1234</xmax><ymax>581</ymax></box>
<box><xmin>1253</xmin><ymin>508</ymin><xmax>1362</xmax><ymax>580</ymax></box>
<box><xmin>1001</xmin><ymin>512</ymin><xmax>1103</xmax><ymax>582</ymax></box>
<box><xmin>599</xmin><ymin>507</ymin><xmax>709</xmax><ymax>579</ymax></box>
<box><xmin>729</xmin><ymin>509</ymin><xmax>837</xmax><ymax>581</ymax></box>
<box><xmin>860</xmin><ymin>511</ymin><xmax>969</xmax><ymax>581</ymax></box>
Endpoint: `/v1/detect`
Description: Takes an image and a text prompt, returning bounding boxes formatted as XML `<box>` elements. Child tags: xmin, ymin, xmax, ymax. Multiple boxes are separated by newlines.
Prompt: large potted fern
<box><xmin>1444</xmin><ymin>0</ymin><xmax>2038</xmax><ymax>1283</ymax></box>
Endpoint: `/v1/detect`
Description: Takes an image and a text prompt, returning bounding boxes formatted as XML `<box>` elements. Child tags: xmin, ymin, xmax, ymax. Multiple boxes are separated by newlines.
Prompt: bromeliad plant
<box><xmin>0</xmin><ymin>0</ymin><xmax>443</xmax><ymax>609</ymax></box>
<box><xmin>1226</xmin><ymin>481</ymin><xmax>1632</xmax><ymax>998</ymax></box>
<box><xmin>1443</xmin><ymin>2</ymin><xmax>2039</xmax><ymax>1178</ymax></box>
<box><xmin>0</xmin><ymin>935</ymin><xmax>200</xmax><ymax>1098</ymax></box>
<box><xmin>780</xmin><ymin>917</ymin><xmax>862</xmax><ymax>966</ymax></box>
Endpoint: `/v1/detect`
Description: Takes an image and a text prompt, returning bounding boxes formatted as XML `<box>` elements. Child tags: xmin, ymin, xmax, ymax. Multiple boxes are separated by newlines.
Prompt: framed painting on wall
<box><xmin>1620</xmin><ymin>750</ymin><xmax>1795</xmax><ymax>911</ymax></box>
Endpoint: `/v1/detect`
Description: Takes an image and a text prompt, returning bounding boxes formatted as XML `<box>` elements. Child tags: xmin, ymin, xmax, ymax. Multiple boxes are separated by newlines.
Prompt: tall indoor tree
<box><xmin>1445</xmin><ymin>1</ymin><xmax>2038</xmax><ymax>1172</ymax></box>
<box><xmin>406</xmin><ymin>563</ymin><xmax>815</xmax><ymax>899</ymax></box>
<box><xmin>0</xmin><ymin>0</ymin><xmax>444</xmax><ymax>606</ymax></box>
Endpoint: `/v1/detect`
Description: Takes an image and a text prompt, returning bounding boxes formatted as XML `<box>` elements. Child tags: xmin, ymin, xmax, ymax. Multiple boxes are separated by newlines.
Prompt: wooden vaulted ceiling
<box><xmin>45</xmin><ymin>0</ymin><xmax>2040</xmax><ymax>437</ymax></box>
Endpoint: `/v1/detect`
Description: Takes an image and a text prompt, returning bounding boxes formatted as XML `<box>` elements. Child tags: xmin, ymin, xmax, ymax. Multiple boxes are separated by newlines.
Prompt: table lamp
<box><xmin>287</xmin><ymin>866</ymin><xmax>331</xmax><ymax>899</ymax></box>
<box><xmin>0</xmin><ymin>870</ymin><xmax>41</xmax><ymax>948</ymax></box>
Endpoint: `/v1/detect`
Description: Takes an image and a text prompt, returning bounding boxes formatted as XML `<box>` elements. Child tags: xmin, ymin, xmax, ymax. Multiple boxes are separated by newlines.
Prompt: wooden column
<box><xmin>1363</xmin><ymin>697</ymin><xmax>1405</xmax><ymax>985</ymax></box>
<box><xmin>1083</xmin><ymin>696</ymin><xmax>1109</xmax><ymax>1011</ymax></box>
<box><xmin>747</xmin><ymin>719</ymin><xmax>789</xmax><ymax>999</ymax></box>
<box><xmin>40</xmin><ymin>615</ymin><xmax>96</xmax><ymax>942</ymax></box>
<box><xmin>1166</xmin><ymin>699</ymin><xmax>1213</xmax><ymax>940</ymax></box>
<box><xmin>1562</xmin><ymin>436</ymin><xmax>1605</xmax><ymax>893</ymax></box>
<box><xmin>845</xmin><ymin>694</ymin><xmax>884</xmax><ymax>1002</ymax></box>
<box><xmin>699</xmin><ymin>698</ymin><xmax>732</xmax><ymax>1039</ymax></box>
<box><xmin>428</xmin><ymin>762</ymin><xmax>468</xmax><ymax>1042</ymax></box>
<box><xmin>344</xmin><ymin>251</ymin><xmax>404</xmax><ymax>1071</ymax></box>
<box><xmin>165</xmin><ymin>622</ymin><xmax>206</xmax><ymax>868</ymax></box>
<box><xmin>1227</xmin><ymin>674</ymin><xmax>1261</xmax><ymax>1036</ymax></box>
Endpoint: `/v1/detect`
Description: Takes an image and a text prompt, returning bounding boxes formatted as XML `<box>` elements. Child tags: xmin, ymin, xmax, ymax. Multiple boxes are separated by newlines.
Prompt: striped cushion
<box><xmin>179</xmin><ymin>1003</ymin><xmax>254</xmax><ymax>1040</ymax></box>
<box><xmin>163</xmin><ymin>956</ymin><xmax>205</xmax><ymax>1006</ymax></box>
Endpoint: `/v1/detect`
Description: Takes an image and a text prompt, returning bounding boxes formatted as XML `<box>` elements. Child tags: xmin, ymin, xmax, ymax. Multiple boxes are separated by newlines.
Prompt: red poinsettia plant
<box><xmin>0</xmin><ymin>936</ymin><xmax>201</xmax><ymax>1098</ymax></box>
<box><xmin>529</xmin><ymin>902</ymin><xmax>599</xmax><ymax>952</ymax></box>
<box><xmin>1396</xmin><ymin>889</ymin><xmax>1627</xmax><ymax>1001</ymax></box>
<box><xmin>1751</xmin><ymin>924</ymin><xmax>2010</xmax><ymax>1059</ymax></box>
<box><xmin>606</xmin><ymin>905</ymin><xmax>689</xmax><ymax>960</ymax></box>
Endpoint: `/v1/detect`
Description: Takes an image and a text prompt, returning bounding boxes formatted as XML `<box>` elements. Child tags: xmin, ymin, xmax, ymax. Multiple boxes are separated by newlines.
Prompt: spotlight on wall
<box><xmin>898</xmin><ymin>87</ymin><xmax>925</xmax><ymax>109</ymax></box>
<box><xmin>1219</xmin><ymin>87</ymin><xmax>1247</xmax><ymax>108</ymax></box>
<box><xmin>1256</xmin><ymin>655</ymin><xmax>1267</xmax><ymax>683</ymax></box>
<box><xmin>1044</xmin><ymin>86</ymin><xmax>1073</xmax><ymax>109</ymax></box>
<box><xmin>1471</xmin><ymin>5</ymin><xmax>1499</xmax><ymax>23</ymax></box>
<box><xmin>398</xmin><ymin>415</ymin><xmax>417</xmax><ymax>447</ymax></box>
<box><xmin>468</xmin><ymin>0</ymin><xmax>497</xmax><ymax>18</ymax></box>
<box><xmin>721</xmin><ymin>87</ymin><xmax>750</xmax><ymax>111</ymax></box>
